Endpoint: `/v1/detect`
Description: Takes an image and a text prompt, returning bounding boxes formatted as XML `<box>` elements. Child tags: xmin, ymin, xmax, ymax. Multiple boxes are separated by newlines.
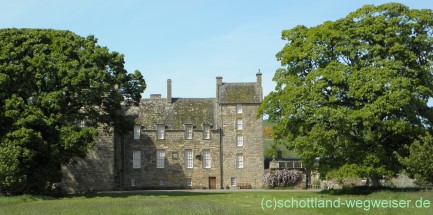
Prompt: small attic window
<box><xmin>236</xmin><ymin>104</ymin><xmax>243</xmax><ymax>114</ymax></box>
<box><xmin>185</xmin><ymin>124</ymin><xmax>193</xmax><ymax>140</ymax></box>
<box><xmin>202</xmin><ymin>124</ymin><xmax>211</xmax><ymax>140</ymax></box>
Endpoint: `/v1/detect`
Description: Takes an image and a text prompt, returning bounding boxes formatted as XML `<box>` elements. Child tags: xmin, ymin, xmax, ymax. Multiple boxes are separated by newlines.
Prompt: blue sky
<box><xmin>1</xmin><ymin>0</ymin><xmax>432</xmax><ymax>99</ymax></box>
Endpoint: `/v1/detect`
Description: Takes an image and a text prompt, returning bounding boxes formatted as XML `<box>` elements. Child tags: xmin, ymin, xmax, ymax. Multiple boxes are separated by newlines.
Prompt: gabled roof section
<box><xmin>218</xmin><ymin>82</ymin><xmax>261</xmax><ymax>104</ymax></box>
<box><xmin>126</xmin><ymin>98</ymin><xmax>216</xmax><ymax>130</ymax></box>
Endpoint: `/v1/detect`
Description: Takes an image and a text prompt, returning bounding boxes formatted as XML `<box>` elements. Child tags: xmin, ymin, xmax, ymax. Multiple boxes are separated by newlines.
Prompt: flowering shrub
<box><xmin>262</xmin><ymin>169</ymin><xmax>303</xmax><ymax>188</ymax></box>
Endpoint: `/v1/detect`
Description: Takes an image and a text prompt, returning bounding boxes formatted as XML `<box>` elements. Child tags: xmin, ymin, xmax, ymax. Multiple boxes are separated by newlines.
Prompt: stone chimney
<box><xmin>256</xmin><ymin>69</ymin><xmax>263</xmax><ymax>101</ymax></box>
<box><xmin>150</xmin><ymin>94</ymin><xmax>161</xmax><ymax>99</ymax></box>
<box><xmin>167</xmin><ymin>79</ymin><xmax>172</xmax><ymax>104</ymax></box>
<box><xmin>216</xmin><ymin>76</ymin><xmax>223</xmax><ymax>102</ymax></box>
<box><xmin>216</xmin><ymin>76</ymin><xmax>223</xmax><ymax>101</ymax></box>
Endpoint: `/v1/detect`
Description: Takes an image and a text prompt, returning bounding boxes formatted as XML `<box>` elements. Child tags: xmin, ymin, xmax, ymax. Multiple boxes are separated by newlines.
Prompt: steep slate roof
<box><xmin>126</xmin><ymin>98</ymin><xmax>216</xmax><ymax>130</ymax></box>
<box><xmin>218</xmin><ymin>82</ymin><xmax>261</xmax><ymax>104</ymax></box>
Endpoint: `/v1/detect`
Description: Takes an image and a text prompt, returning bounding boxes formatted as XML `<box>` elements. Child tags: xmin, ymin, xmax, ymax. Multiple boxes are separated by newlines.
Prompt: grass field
<box><xmin>1</xmin><ymin>190</ymin><xmax>432</xmax><ymax>215</ymax></box>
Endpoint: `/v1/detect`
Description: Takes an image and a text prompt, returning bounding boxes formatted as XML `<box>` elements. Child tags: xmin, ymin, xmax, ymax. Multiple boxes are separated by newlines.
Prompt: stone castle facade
<box><xmin>62</xmin><ymin>73</ymin><xmax>264</xmax><ymax>192</ymax></box>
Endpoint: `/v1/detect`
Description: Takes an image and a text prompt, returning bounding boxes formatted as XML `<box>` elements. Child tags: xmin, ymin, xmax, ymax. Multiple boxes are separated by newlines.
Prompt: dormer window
<box><xmin>236</xmin><ymin>104</ymin><xmax>243</xmax><ymax>114</ymax></box>
<box><xmin>203</xmin><ymin>124</ymin><xmax>211</xmax><ymax>140</ymax></box>
<box><xmin>157</xmin><ymin>124</ymin><xmax>165</xmax><ymax>140</ymax></box>
<box><xmin>185</xmin><ymin>124</ymin><xmax>193</xmax><ymax>140</ymax></box>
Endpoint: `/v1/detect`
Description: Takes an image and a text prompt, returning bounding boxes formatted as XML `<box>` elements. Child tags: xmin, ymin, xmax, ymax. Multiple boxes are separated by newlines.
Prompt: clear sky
<box><xmin>1</xmin><ymin>0</ymin><xmax>432</xmax><ymax>99</ymax></box>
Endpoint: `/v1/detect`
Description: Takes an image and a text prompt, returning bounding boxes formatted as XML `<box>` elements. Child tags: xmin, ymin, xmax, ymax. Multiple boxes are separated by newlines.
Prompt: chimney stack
<box><xmin>256</xmin><ymin>69</ymin><xmax>263</xmax><ymax>101</ymax></box>
<box><xmin>167</xmin><ymin>79</ymin><xmax>172</xmax><ymax>104</ymax></box>
<box><xmin>216</xmin><ymin>76</ymin><xmax>223</xmax><ymax>101</ymax></box>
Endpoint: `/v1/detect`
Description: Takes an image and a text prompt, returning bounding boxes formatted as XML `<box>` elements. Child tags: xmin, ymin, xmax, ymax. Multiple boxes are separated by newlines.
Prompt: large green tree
<box><xmin>259</xmin><ymin>3</ymin><xmax>433</xmax><ymax>186</ymax></box>
<box><xmin>0</xmin><ymin>29</ymin><xmax>146</xmax><ymax>194</ymax></box>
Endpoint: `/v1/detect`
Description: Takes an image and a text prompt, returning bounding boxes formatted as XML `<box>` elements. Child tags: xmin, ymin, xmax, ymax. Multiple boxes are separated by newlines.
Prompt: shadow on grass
<box><xmin>320</xmin><ymin>186</ymin><xmax>427</xmax><ymax>195</ymax></box>
<box><xmin>61</xmin><ymin>190</ymin><xmax>230</xmax><ymax>199</ymax></box>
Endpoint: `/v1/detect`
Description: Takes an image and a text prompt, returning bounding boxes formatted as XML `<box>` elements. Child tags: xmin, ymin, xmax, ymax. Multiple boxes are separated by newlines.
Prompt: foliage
<box><xmin>263</xmin><ymin>124</ymin><xmax>273</xmax><ymax>139</ymax></box>
<box><xmin>259</xmin><ymin>3</ymin><xmax>433</xmax><ymax>185</ymax></box>
<box><xmin>262</xmin><ymin>169</ymin><xmax>303</xmax><ymax>188</ymax></box>
<box><xmin>400</xmin><ymin>133</ymin><xmax>433</xmax><ymax>186</ymax></box>
<box><xmin>0</xmin><ymin>29</ymin><xmax>146</xmax><ymax>194</ymax></box>
<box><xmin>326</xmin><ymin>164</ymin><xmax>368</xmax><ymax>185</ymax></box>
<box><xmin>264</xmin><ymin>139</ymin><xmax>300</xmax><ymax>159</ymax></box>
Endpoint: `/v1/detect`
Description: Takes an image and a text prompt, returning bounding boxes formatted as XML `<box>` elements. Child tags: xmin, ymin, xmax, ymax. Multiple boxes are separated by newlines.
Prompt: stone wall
<box><xmin>61</xmin><ymin>75</ymin><xmax>264</xmax><ymax>192</ymax></box>
<box><xmin>61</xmin><ymin>127</ymin><xmax>115</xmax><ymax>193</ymax></box>
<box><xmin>120</xmin><ymin>128</ymin><xmax>222</xmax><ymax>189</ymax></box>
<box><xmin>220</xmin><ymin>104</ymin><xmax>264</xmax><ymax>189</ymax></box>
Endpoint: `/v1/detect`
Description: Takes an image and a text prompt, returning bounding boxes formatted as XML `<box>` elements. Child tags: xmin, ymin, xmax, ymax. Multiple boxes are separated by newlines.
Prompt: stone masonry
<box><xmin>61</xmin><ymin>73</ymin><xmax>264</xmax><ymax>192</ymax></box>
<box><xmin>61</xmin><ymin>127</ymin><xmax>115</xmax><ymax>193</ymax></box>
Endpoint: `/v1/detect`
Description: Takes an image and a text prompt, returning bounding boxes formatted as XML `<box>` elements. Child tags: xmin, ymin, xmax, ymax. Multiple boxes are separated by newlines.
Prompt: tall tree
<box><xmin>259</xmin><ymin>3</ymin><xmax>433</xmax><ymax>186</ymax></box>
<box><xmin>0</xmin><ymin>29</ymin><xmax>146</xmax><ymax>194</ymax></box>
<box><xmin>400</xmin><ymin>133</ymin><xmax>433</xmax><ymax>186</ymax></box>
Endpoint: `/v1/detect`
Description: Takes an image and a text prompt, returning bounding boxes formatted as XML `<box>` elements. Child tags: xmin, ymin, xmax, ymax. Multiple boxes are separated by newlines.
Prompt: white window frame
<box><xmin>202</xmin><ymin>149</ymin><xmax>211</xmax><ymax>169</ymax></box>
<box><xmin>236</xmin><ymin>153</ymin><xmax>244</xmax><ymax>169</ymax></box>
<box><xmin>132</xmin><ymin>150</ymin><xmax>141</xmax><ymax>169</ymax></box>
<box><xmin>236</xmin><ymin>104</ymin><xmax>243</xmax><ymax>114</ymax></box>
<box><xmin>157</xmin><ymin>124</ymin><xmax>165</xmax><ymax>140</ymax></box>
<box><xmin>203</xmin><ymin>124</ymin><xmax>210</xmax><ymax>140</ymax></box>
<box><xmin>236</xmin><ymin>119</ymin><xmax>243</xmax><ymax>130</ymax></box>
<box><xmin>134</xmin><ymin>125</ymin><xmax>141</xmax><ymax>139</ymax></box>
<box><xmin>187</xmin><ymin>178</ymin><xmax>192</xmax><ymax>187</ymax></box>
<box><xmin>185</xmin><ymin>124</ymin><xmax>193</xmax><ymax>140</ymax></box>
<box><xmin>156</xmin><ymin>149</ymin><xmax>165</xmax><ymax>168</ymax></box>
<box><xmin>78</xmin><ymin>119</ymin><xmax>86</xmax><ymax>128</ymax></box>
<box><xmin>231</xmin><ymin>177</ymin><xmax>236</xmax><ymax>186</ymax></box>
<box><xmin>185</xmin><ymin>149</ymin><xmax>193</xmax><ymax>169</ymax></box>
<box><xmin>131</xmin><ymin>179</ymin><xmax>136</xmax><ymax>187</ymax></box>
<box><xmin>236</xmin><ymin>135</ymin><xmax>243</xmax><ymax>146</ymax></box>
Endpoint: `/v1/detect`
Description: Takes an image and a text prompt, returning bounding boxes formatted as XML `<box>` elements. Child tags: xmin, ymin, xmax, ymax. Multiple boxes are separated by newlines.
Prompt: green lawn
<box><xmin>1</xmin><ymin>190</ymin><xmax>432</xmax><ymax>215</ymax></box>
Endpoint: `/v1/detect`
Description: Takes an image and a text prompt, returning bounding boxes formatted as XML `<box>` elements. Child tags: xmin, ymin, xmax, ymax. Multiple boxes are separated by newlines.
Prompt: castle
<box><xmin>61</xmin><ymin>73</ymin><xmax>264</xmax><ymax>192</ymax></box>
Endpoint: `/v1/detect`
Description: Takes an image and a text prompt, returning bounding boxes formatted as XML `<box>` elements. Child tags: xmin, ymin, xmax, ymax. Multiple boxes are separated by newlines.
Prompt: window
<box><xmin>185</xmin><ymin>149</ymin><xmax>193</xmax><ymax>169</ymax></box>
<box><xmin>236</xmin><ymin>104</ymin><xmax>243</xmax><ymax>114</ymax></box>
<box><xmin>203</xmin><ymin>124</ymin><xmax>210</xmax><ymax>139</ymax></box>
<box><xmin>236</xmin><ymin>154</ymin><xmax>244</xmax><ymax>169</ymax></box>
<box><xmin>185</xmin><ymin>125</ymin><xmax>193</xmax><ymax>140</ymax></box>
<box><xmin>159</xmin><ymin>180</ymin><xmax>164</xmax><ymax>186</ymax></box>
<box><xmin>131</xmin><ymin>179</ymin><xmax>136</xmax><ymax>187</ymax></box>
<box><xmin>236</xmin><ymin>119</ymin><xmax>243</xmax><ymax>130</ymax></box>
<box><xmin>78</xmin><ymin>120</ymin><xmax>85</xmax><ymax>128</ymax></box>
<box><xmin>202</xmin><ymin>149</ymin><xmax>211</xmax><ymax>168</ymax></box>
<box><xmin>172</xmin><ymin>152</ymin><xmax>179</xmax><ymax>160</ymax></box>
<box><xmin>156</xmin><ymin>149</ymin><xmax>165</xmax><ymax>168</ymax></box>
<box><xmin>231</xmin><ymin>177</ymin><xmax>236</xmax><ymax>186</ymax></box>
<box><xmin>236</xmin><ymin>135</ymin><xmax>243</xmax><ymax>147</ymax></box>
<box><xmin>134</xmin><ymin>125</ymin><xmax>141</xmax><ymax>139</ymax></box>
<box><xmin>186</xmin><ymin>178</ymin><xmax>192</xmax><ymax>187</ymax></box>
<box><xmin>132</xmin><ymin>150</ymin><xmax>141</xmax><ymax>169</ymax></box>
<box><xmin>157</xmin><ymin>124</ymin><xmax>165</xmax><ymax>139</ymax></box>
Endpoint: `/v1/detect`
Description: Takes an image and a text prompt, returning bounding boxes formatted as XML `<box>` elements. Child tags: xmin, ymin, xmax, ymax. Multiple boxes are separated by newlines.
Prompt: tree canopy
<box><xmin>259</xmin><ymin>3</ymin><xmax>433</xmax><ymax>185</ymax></box>
<box><xmin>0</xmin><ymin>29</ymin><xmax>146</xmax><ymax>194</ymax></box>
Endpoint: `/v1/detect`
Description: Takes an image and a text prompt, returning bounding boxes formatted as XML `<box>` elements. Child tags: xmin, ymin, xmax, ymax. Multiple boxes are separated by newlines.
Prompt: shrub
<box><xmin>263</xmin><ymin>169</ymin><xmax>303</xmax><ymax>188</ymax></box>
